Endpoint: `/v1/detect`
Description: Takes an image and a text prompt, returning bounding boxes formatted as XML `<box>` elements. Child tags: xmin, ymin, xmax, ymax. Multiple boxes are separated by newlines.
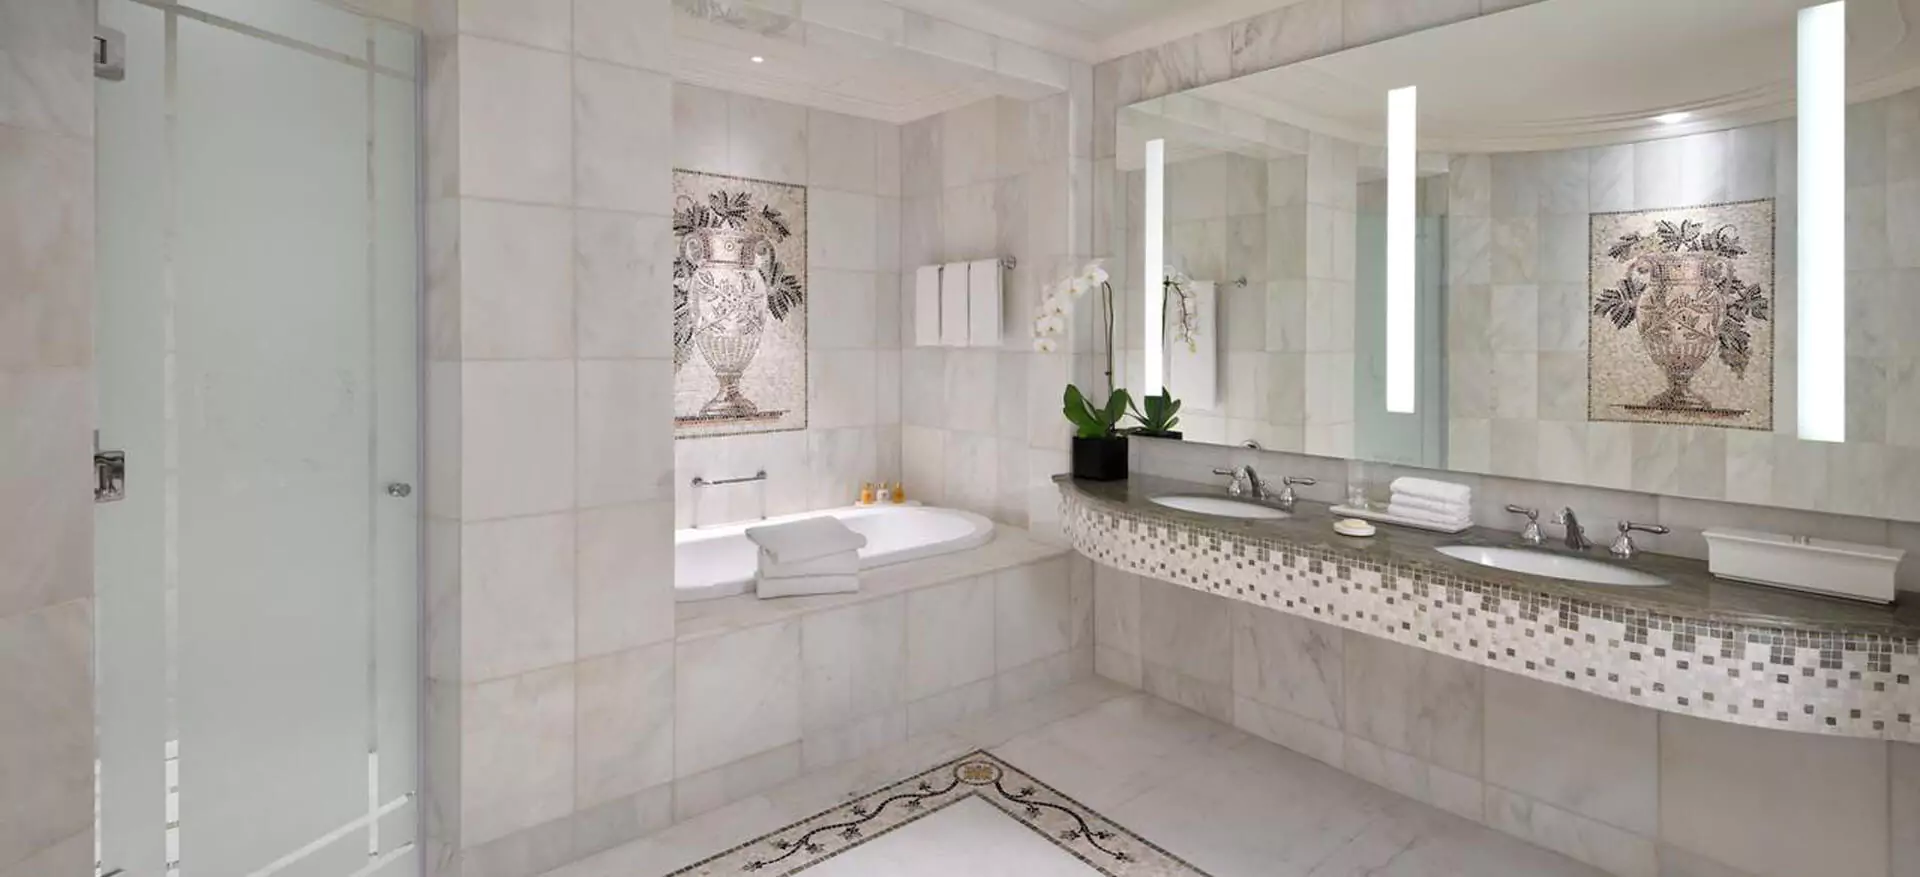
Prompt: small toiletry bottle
<box><xmin>891</xmin><ymin>481</ymin><xmax>906</xmax><ymax>503</ymax></box>
<box><xmin>859</xmin><ymin>482</ymin><xmax>875</xmax><ymax>505</ymax></box>
<box><xmin>876</xmin><ymin>482</ymin><xmax>892</xmax><ymax>504</ymax></box>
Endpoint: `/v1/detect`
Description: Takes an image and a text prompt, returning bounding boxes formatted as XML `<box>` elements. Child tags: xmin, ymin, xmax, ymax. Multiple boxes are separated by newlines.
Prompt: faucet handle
<box><xmin>1610</xmin><ymin>521</ymin><xmax>1671</xmax><ymax>559</ymax></box>
<box><xmin>1284</xmin><ymin>476</ymin><xmax>1316</xmax><ymax>487</ymax></box>
<box><xmin>1213</xmin><ymin>467</ymin><xmax>1247</xmax><ymax>497</ymax></box>
<box><xmin>1507</xmin><ymin>505</ymin><xmax>1545</xmax><ymax>546</ymax></box>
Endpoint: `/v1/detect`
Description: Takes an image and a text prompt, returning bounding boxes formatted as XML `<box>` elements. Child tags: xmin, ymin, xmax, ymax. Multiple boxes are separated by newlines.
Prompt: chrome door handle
<box><xmin>386</xmin><ymin>482</ymin><xmax>413</xmax><ymax>498</ymax></box>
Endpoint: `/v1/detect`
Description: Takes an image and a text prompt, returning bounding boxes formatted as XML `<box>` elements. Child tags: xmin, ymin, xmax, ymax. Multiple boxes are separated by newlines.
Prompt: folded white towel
<box><xmin>1386</xmin><ymin>492</ymin><xmax>1470</xmax><ymax>518</ymax></box>
<box><xmin>1389</xmin><ymin>477</ymin><xmax>1472</xmax><ymax>506</ymax></box>
<box><xmin>745</xmin><ymin>517</ymin><xmax>868</xmax><ymax>566</ymax></box>
<box><xmin>757</xmin><ymin>573</ymin><xmax>860</xmax><ymax>600</ymax></box>
<box><xmin>1386</xmin><ymin>502</ymin><xmax>1472</xmax><ymax>529</ymax></box>
<box><xmin>760</xmin><ymin>551</ymin><xmax>860</xmax><ymax>579</ymax></box>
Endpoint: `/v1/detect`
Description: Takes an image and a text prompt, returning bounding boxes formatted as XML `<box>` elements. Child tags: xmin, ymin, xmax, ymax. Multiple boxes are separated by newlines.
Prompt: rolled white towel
<box><xmin>761</xmin><ymin>551</ymin><xmax>861</xmax><ymax>579</ymax></box>
<box><xmin>1386</xmin><ymin>492</ymin><xmax>1470</xmax><ymax>518</ymax></box>
<box><xmin>746</xmin><ymin>516</ymin><xmax>868</xmax><ymax>565</ymax></box>
<box><xmin>1389</xmin><ymin>477</ymin><xmax>1472</xmax><ymax>506</ymax></box>
<box><xmin>757</xmin><ymin>573</ymin><xmax>859</xmax><ymax>600</ymax></box>
<box><xmin>1386</xmin><ymin>502</ymin><xmax>1472</xmax><ymax>529</ymax></box>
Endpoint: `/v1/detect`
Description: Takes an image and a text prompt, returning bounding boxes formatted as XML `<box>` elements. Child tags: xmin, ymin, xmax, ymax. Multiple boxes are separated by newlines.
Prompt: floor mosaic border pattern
<box><xmin>665</xmin><ymin>751</ymin><xmax>1212</xmax><ymax>876</ymax></box>
<box><xmin>1059</xmin><ymin>485</ymin><xmax>1920</xmax><ymax>744</ymax></box>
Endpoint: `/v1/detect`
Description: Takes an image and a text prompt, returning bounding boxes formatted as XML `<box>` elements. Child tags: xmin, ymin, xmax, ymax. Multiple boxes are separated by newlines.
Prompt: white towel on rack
<box><xmin>1385</xmin><ymin>492</ymin><xmax>1470</xmax><ymax>518</ymax></box>
<box><xmin>968</xmin><ymin>258</ymin><xmax>1002</xmax><ymax>346</ymax></box>
<box><xmin>745</xmin><ymin>517</ymin><xmax>868</xmax><ymax>566</ymax></box>
<box><xmin>940</xmin><ymin>262</ymin><xmax>970</xmax><ymax>346</ymax></box>
<box><xmin>1384</xmin><ymin>502</ymin><xmax>1472</xmax><ymax>529</ymax></box>
<box><xmin>1389</xmin><ymin>477</ymin><xmax>1472</xmax><ymax>506</ymax></box>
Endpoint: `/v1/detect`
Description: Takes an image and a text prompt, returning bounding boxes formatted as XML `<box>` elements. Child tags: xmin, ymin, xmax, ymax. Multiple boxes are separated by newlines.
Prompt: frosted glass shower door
<box><xmin>95</xmin><ymin>2</ymin><xmax>421</xmax><ymax>876</ymax></box>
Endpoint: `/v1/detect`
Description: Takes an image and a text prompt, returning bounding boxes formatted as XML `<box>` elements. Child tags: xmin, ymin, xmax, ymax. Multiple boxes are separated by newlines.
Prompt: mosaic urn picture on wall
<box><xmin>1588</xmin><ymin>200</ymin><xmax>1774</xmax><ymax>430</ymax></box>
<box><xmin>673</xmin><ymin>170</ymin><xmax>808</xmax><ymax>438</ymax></box>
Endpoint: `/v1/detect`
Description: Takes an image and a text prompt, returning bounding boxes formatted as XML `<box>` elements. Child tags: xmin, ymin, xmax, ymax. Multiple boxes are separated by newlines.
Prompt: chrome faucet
<box><xmin>1212</xmin><ymin>466</ymin><xmax>1269</xmax><ymax>500</ymax></box>
<box><xmin>1609</xmin><ymin>521</ymin><xmax>1671</xmax><ymax>560</ymax></box>
<box><xmin>1275</xmin><ymin>475</ymin><xmax>1316</xmax><ymax>511</ymax></box>
<box><xmin>1507</xmin><ymin>505</ymin><xmax>1545</xmax><ymax>546</ymax></box>
<box><xmin>1553</xmin><ymin>507</ymin><xmax>1594</xmax><ymax>551</ymax></box>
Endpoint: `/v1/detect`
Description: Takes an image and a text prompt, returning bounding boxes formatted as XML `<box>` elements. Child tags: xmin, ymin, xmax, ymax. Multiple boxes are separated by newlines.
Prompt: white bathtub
<box><xmin>675</xmin><ymin>504</ymin><xmax>997</xmax><ymax>602</ymax></box>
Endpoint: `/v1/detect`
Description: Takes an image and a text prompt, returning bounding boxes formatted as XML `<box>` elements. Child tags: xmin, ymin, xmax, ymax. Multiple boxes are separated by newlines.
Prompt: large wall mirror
<box><xmin>1119</xmin><ymin>0</ymin><xmax>1920</xmax><ymax>522</ymax></box>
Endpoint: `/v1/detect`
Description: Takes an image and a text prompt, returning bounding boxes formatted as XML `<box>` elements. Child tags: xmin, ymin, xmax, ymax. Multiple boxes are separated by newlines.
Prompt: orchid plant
<box><xmin>1163</xmin><ymin>268</ymin><xmax>1200</xmax><ymax>354</ymax></box>
<box><xmin>1030</xmin><ymin>260</ymin><xmax>1110</xmax><ymax>354</ymax></box>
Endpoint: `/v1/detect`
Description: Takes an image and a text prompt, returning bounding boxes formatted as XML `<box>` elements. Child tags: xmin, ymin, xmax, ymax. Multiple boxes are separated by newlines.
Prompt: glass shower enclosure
<box><xmin>94</xmin><ymin>1</ymin><xmax>422</xmax><ymax>875</ymax></box>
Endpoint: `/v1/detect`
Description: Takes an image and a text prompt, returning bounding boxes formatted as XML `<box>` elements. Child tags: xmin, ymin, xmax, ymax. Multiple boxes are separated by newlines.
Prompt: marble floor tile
<box><xmin>543</xmin><ymin>686</ymin><xmax>1608</xmax><ymax>877</ymax></box>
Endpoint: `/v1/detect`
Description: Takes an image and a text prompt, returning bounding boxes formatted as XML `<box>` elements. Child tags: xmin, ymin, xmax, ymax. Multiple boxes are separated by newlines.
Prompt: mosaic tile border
<box><xmin>666</xmin><ymin>750</ymin><xmax>1212</xmax><ymax>876</ymax></box>
<box><xmin>1059</xmin><ymin>485</ymin><xmax>1920</xmax><ymax>743</ymax></box>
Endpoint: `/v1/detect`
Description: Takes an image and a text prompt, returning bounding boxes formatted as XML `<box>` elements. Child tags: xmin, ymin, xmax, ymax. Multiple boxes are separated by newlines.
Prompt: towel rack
<box><xmin>691</xmin><ymin>470</ymin><xmax>768</xmax><ymax>488</ymax></box>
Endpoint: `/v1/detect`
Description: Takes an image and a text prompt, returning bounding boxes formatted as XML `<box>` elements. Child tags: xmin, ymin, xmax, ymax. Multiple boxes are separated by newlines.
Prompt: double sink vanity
<box><xmin>1058</xmin><ymin>473</ymin><xmax>1920</xmax><ymax>744</ymax></box>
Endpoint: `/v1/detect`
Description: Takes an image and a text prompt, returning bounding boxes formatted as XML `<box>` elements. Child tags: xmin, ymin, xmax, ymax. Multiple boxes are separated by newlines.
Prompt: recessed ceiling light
<box><xmin>751</xmin><ymin>55</ymin><xmax>765</xmax><ymax>63</ymax></box>
<box><xmin>1655</xmin><ymin>112</ymin><xmax>1692</xmax><ymax>125</ymax></box>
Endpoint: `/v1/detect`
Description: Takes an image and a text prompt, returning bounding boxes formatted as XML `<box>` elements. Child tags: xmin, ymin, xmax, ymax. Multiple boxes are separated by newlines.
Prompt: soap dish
<box><xmin>1334</xmin><ymin>518</ymin><xmax>1377</xmax><ymax>538</ymax></box>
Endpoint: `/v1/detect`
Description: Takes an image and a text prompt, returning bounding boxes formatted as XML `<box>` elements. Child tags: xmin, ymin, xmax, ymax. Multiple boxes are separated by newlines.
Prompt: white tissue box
<box><xmin>1702</xmin><ymin>528</ymin><xmax>1905</xmax><ymax>604</ymax></box>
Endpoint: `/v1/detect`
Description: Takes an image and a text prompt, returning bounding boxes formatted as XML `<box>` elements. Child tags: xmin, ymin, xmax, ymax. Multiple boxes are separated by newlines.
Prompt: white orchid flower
<box><xmin>1034</xmin><ymin>336</ymin><xmax>1058</xmax><ymax>353</ymax></box>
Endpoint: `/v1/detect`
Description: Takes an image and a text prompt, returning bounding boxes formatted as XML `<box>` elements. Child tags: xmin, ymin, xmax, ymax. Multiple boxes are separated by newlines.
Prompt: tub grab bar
<box><xmin>692</xmin><ymin>470</ymin><xmax>768</xmax><ymax>488</ymax></box>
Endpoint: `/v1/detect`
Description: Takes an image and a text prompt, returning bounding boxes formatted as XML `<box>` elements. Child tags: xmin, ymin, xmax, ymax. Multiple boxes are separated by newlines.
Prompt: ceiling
<box><xmin>883</xmin><ymin>0</ymin><xmax>1291</xmax><ymax>61</ymax></box>
<box><xmin>1196</xmin><ymin>0</ymin><xmax>1920</xmax><ymax>152</ymax></box>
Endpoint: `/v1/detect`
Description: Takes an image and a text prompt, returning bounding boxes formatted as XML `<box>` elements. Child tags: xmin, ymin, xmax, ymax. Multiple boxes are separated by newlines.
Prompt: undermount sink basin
<box><xmin>1149</xmin><ymin>495</ymin><xmax>1291</xmax><ymax>521</ymax></box>
<box><xmin>1436</xmin><ymin>545</ymin><xmax>1669</xmax><ymax>587</ymax></box>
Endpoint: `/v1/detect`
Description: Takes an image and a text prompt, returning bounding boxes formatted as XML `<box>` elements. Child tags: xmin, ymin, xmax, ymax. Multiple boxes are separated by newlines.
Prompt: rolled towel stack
<box><xmin>1386</xmin><ymin>477</ymin><xmax>1473</xmax><ymax>529</ymax></box>
<box><xmin>745</xmin><ymin>517</ymin><xmax>869</xmax><ymax>599</ymax></box>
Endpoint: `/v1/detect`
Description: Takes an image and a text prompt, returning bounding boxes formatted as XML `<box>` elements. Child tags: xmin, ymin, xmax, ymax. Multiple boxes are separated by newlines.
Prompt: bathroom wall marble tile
<box><xmin>460</xmin><ymin>199</ymin><xmax>573</xmax><ymax>359</ymax></box>
<box><xmin>0</xmin><ymin>599</ymin><xmax>91</xmax><ymax>870</ymax></box>
<box><xmin>943</xmin><ymin>432</ymin><xmax>1000</xmax><ymax>520</ymax></box>
<box><xmin>998</xmin><ymin>649</ymin><xmax>1092</xmax><ymax>707</ymax></box>
<box><xmin>575</xmin><ymin>209</ymin><xmax>672</xmax><ymax>360</ymax></box>
<box><xmin>1142</xmin><ymin>660</ymin><xmax>1234</xmax><ymax>725</ymax></box>
<box><xmin>1894</xmin><ymin>742</ymin><xmax>1920</xmax><ymax>877</ymax></box>
<box><xmin>800</xmin><ymin>595</ymin><xmax>908</xmax><ymax>733</ymax></box>
<box><xmin>457</xmin><ymin>35</ymin><xmax>571</xmax><ymax>204</ymax></box>
<box><xmin>1659</xmin><ymin>714</ymin><xmax>1888</xmax><ymax>877</ymax></box>
<box><xmin>0</xmin><ymin>830</ymin><xmax>89</xmax><ymax>877</ymax></box>
<box><xmin>458</xmin><ymin>0</ymin><xmax>569</xmax><ymax>50</ymax></box>
<box><xmin>1232</xmin><ymin>696</ymin><xmax>1344</xmax><ymax>769</ymax></box>
<box><xmin>461</xmin><ymin>357</ymin><xmax>576</xmax><ymax>523</ymax></box>
<box><xmin>671</xmin><ymin>742</ymin><xmax>803</xmax><ymax>823</ymax></box>
<box><xmin>726</xmin><ymin>92</ymin><xmax>808</xmax><ymax>184</ymax></box>
<box><xmin>1140</xmin><ymin>577</ymin><xmax>1231</xmax><ymax>687</ymax></box>
<box><xmin>1230</xmin><ymin>605</ymin><xmax>1343</xmax><ymax>729</ymax></box>
<box><xmin>574</xmin><ymin>642</ymin><xmax>673</xmax><ymax>810</ymax></box>
<box><xmin>0</xmin><ymin>124</ymin><xmax>91</xmax><ymax>369</ymax></box>
<box><xmin>805</xmin><ymin>427</ymin><xmax>879</xmax><ymax>510</ymax></box>
<box><xmin>572</xmin><ymin>0</ymin><xmax>669</xmax><ymax>72</ymax></box>
<box><xmin>571</xmin><ymin>783</ymin><xmax>675</xmax><ymax>865</ymax></box>
<box><xmin>1343</xmin><ymin>632</ymin><xmax>1483</xmax><ymax>778</ymax></box>
<box><xmin>942</xmin><ymin>348</ymin><xmax>999</xmax><ymax>433</ymax></box>
<box><xmin>577</xmin><ymin>358</ymin><xmax>674</xmax><ymax>508</ymax></box>
<box><xmin>906</xmin><ymin>577</ymin><xmax>997</xmax><ymax>700</ymax></box>
<box><xmin>995</xmin><ymin>557</ymin><xmax>1073</xmax><ymax>671</ymax></box>
<box><xmin>573</xmin><ymin>60</ymin><xmax>671</xmax><ymax>212</ymax></box>
<box><xmin>802</xmin><ymin>708</ymin><xmax>908</xmax><ymax>773</ymax></box>
<box><xmin>672</xmin><ymin>83</ymin><xmax>730</xmax><ymax>174</ymax></box>
<box><xmin>575</xmin><ymin>501</ymin><xmax>674</xmax><ymax>658</ymax></box>
<box><xmin>461</xmin><ymin>513</ymin><xmax>575</xmax><ymax>682</ymax></box>
<box><xmin>462</xmin><ymin>665</ymin><xmax>576</xmax><ymax>846</ymax></box>
<box><xmin>1589</xmin><ymin>144</ymin><xmax>1635</xmax><ymax>213</ymax></box>
<box><xmin>809</xmin><ymin>189</ymin><xmax>879</xmax><ymax>271</ymax></box>
<box><xmin>0</xmin><ymin>0</ymin><xmax>90</xmax><ymax>138</ymax></box>
<box><xmin>674</xmin><ymin>620</ymin><xmax>802</xmax><ymax>778</ymax></box>
<box><xmin>0</xmin><ymin>368</ymin><xmax>89</xmax><ymax>620</ymax></box>
<box><xmin>906</xmin><ymin>676</ymin><xmax>997</xmax><ymax>737</ymax></box>
<box><xmin>808</xmin><ymin>109</ymin><xmax>879</xmax><ymax>195</ymax></box>
<box><xmin>1484</xmin><ymin>671</ymin><xmax>1657</xmax><ymax>836</ymax></box>
<box><xmin>808</xmin><ymin>350</ymin><xmax>878</xmax><ymax>430</ymax></box>
<box><xmin>901</xmin><ymin>425</ymin><xmax>947</xmax><ymax>507</ymax></box>
<box><xmin>1342</xmin><ymin>735</ymin><xmax>1483</xmax><ymax>823</ymax></box>
<box><xmin>1093</xmin><ymin>563</ymin><xmax>1142</xmax><ymax>658</ymax></box>
<box><xmin>1484</xmin><ymin>786</ymin><xmax>1657</xmax><ymax>877</ymax></box>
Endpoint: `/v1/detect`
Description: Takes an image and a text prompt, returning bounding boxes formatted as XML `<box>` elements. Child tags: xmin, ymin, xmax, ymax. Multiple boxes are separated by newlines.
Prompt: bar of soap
<box><xmin>1334</xmin><ymin>518</ymin><xmax>1377</xmax><ymax>537</ymax></box>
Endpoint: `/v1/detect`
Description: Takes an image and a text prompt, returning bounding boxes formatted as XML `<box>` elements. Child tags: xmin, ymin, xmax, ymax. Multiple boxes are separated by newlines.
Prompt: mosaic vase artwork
<box><xmin>672</xmin><ymin>170</ymin><xmax>807</xmax><ymax>438</ymax></box>
<box><xmin>1588</xmin><ymin>200</ymin><xmax>1774</xmax><ymax>430</ymax></box>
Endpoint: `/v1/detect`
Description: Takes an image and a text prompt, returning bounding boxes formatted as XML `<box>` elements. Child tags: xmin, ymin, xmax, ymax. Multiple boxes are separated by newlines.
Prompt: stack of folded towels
<box><xmin>1385</xmin><ymin>477</ymin><xmax>1473</xmax><ymax>530</ymax></box>
<box><xmin>744</xmin><ymin>517</ymin><xmax>869</xmax><ymax>599</ymax></box>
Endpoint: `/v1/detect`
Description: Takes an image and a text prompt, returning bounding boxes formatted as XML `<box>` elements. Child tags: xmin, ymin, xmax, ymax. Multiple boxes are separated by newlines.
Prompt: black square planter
<box><xmin>1070</xmin><ymin>436</ymin><xmax>1129</xmax><ymax>481</ymax></box>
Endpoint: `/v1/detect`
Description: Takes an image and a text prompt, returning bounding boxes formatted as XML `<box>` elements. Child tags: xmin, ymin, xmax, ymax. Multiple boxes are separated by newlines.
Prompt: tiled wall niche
<box><xmin>670</xmin><ymin>85</ymin><xmax>906</xmax><ymax>527</ymax></box>
<box><xmin>1092</xmin><ymin>562</ymin><xmax>1919</xmax><ymax>877</ymax></box>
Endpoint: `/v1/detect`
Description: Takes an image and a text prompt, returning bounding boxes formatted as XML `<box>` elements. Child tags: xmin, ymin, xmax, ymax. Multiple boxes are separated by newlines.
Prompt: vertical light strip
<box><xmin>1386</xmin><ymin>86</ymin><xmax>1418</xmax><ymax>413</ymax></box>
<box><xmin>1144</xmin><ymin>138</ymin><xmax>1166</xmax><ymax>395</ymax></box>
<box><xmin>1799</xmin><ymin>1</ymin><xmax>1846</xmax><ymax>442</ymax></box>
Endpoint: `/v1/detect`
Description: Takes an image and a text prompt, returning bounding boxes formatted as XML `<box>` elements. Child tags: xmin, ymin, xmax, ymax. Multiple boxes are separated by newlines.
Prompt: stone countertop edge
<box><xmin>1055</xmin><ymin>473</ymin><xmax>1920</xmax><ymax>641</ymax></box>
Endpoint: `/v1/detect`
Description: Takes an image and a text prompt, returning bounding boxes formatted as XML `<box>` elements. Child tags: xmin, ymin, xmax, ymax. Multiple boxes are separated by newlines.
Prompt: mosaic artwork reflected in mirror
<box><xmin>673</xmin><ymin>169</ymin><xmax>808</xmax><ymax>438</ymax></box>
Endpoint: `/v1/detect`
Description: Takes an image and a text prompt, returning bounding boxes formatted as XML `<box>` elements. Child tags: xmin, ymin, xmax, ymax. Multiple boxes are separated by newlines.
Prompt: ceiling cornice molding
<box><xmin>878</xmin><ymin>0</ymin><xmax>1100</xmax><ymax>62</ymax></box>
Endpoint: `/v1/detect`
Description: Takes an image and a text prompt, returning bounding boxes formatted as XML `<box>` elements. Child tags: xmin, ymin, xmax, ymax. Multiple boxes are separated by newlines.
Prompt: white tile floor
<box><xmin>546</xmin><ymin>680</ymin><xmax>1610</xmax><ymax>877</ymax></box>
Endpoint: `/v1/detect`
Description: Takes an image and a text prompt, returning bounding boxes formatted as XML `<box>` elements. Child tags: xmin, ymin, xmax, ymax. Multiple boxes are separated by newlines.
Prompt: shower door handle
<box><xmin>386</xmin><ymin>482</ymin><xmax>413</xmax><ymax>498</ymax></box>
<box><xmin>95</xmin><ymin>450</ymin><xmax>126</xmax><ymax>503</ymax></box>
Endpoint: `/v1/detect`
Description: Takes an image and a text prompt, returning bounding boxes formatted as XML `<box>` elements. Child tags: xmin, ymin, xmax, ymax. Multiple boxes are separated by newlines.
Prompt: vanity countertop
<box><xmin>1058</xmin><ymin>473</ymin><xmax>1920</xmax><ymax>640</ymax></box>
